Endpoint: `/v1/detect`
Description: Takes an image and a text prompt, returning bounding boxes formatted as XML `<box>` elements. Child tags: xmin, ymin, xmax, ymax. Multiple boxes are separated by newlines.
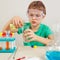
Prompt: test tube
<box><xmin>22</xmin><ymin>23</ymin><xmax>30</xmax><ymax>41</ymax></box>
<box><xmin>0</xmin><ymin>42</ymin><xmax>3</xmax><ymax>50</ymax></box>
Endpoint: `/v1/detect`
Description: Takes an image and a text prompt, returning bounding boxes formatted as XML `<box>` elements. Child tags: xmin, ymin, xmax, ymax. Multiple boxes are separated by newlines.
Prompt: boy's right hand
<box><xmin>11</xmin><ymin>16</ymin><xmax>24</xmax><ymax>28</ymax></box>
<box><xmin>2</xmin><ymin>16</ymin><xmax>24</xmax><ymax>32</ymax></box>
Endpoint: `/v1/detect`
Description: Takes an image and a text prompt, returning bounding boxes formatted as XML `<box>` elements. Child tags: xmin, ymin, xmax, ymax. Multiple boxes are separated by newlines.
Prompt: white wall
<box><xmin>0</xmin><ymin>0</ymin><xmax>60</xmax><ymax>31</ymax></box>
<box><xmin>0</xmin><ymin>0</ymin><xmax>60</xmax><ymax>46</ymax></box>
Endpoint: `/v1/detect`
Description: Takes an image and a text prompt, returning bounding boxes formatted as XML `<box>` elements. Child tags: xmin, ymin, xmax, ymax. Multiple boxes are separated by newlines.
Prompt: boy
<box><xmin>2</xmin><ymin>1</ymin><xmax>54</xmax><ymax>46</ymax></box>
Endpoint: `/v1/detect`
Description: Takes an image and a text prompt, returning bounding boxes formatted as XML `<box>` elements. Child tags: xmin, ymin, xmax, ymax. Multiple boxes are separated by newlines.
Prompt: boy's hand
<box><xmin>11</xmin><ymin>16</ymin><xmax>24</xmax><ymax>28</ymax></box>
<box><xmin>2</xmin><ymin>16</ymin><xmax>24</xmax><ymax>32</ymax></box>
<box><xmin>23</xmin><ymin>29</ymin><xmax>37</xmax><ymax>42</ymax></box>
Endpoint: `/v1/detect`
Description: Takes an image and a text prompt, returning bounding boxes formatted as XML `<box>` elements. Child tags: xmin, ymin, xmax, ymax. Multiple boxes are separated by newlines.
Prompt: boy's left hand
<box><xmin>23</xmin><ymin>29</ymin><xmax>37</xmax><ymax>42</ymax></box>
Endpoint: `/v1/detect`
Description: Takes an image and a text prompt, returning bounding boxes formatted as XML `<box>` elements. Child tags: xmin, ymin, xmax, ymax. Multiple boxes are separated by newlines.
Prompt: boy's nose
<box><xmin>32</xmin><ymin>16</ymin><xmax>36</xmax><ymax>20</ymax></box>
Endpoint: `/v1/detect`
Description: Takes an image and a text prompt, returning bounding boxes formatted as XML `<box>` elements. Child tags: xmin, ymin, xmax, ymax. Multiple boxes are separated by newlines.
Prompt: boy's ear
<box><xmin>43</xmin><ymin>14</ymin><xmax>46</xmax><ymax>18</ymax></box>
<box><xmin>27</xmin><ymin>12</ymin><xmax>29</xmax><ymax>17</ymax></box>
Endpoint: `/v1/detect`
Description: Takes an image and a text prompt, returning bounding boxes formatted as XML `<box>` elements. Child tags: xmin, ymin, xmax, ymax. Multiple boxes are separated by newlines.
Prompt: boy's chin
<box><xmin>31</xmin><ymin>23</ymin><xmax>38</xmax><ymax>27</ymax></box>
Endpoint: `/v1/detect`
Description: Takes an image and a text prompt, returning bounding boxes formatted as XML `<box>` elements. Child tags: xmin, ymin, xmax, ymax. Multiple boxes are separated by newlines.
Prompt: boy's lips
<box><xmin>32</xmin><ymin>21</ymin><xmax>36</xmax><ymax>24</ymax></box>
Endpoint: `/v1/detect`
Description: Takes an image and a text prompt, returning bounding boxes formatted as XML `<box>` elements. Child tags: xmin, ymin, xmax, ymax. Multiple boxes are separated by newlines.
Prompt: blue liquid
<box><xmin>46</xmin><ymin>51</ymin><xmax>60</xmax><ymax>60</ymax></box>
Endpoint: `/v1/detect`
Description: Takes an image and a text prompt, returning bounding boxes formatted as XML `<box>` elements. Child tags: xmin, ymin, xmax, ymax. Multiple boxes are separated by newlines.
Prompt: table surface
<box><xmin>0</xmin><ymin>46</ymin><xmax>48</xmax><ymax>60</ymax></box>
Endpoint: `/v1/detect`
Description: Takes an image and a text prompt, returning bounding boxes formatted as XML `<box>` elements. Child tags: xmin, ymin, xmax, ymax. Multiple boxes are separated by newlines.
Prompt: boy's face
<box><xmin>27</xmin><ymin>9</ymin><xmax>45</xmax><ymax>27</ymax></box>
